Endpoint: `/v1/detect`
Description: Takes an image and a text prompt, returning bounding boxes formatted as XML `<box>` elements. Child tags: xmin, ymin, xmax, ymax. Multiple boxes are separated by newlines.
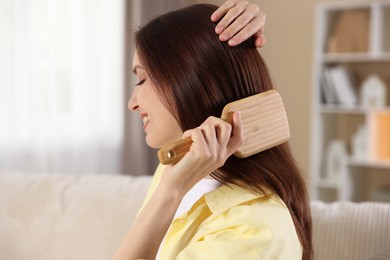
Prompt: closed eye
<box><xmin>135</xmin><ymin>79</ymin><xmax>146</xmax><ymax>86</ymax></box>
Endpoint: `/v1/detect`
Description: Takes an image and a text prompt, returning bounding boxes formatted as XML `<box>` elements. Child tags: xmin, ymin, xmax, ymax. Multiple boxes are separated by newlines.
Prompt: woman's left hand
<box><xmin>211</xmin><ymin>0</ymin><xmax>266</xmax><ymax>47</ymax></box>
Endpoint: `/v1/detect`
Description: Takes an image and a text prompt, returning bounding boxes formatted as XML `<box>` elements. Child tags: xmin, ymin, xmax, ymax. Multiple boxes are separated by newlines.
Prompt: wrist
<box><xmin>159</xmin><ymin>166</ymin><xmax>195</xmax><ymax>199</ymax></box>
<box><xmin>157</xmin><ymin>176</ymin><xmax>187</xmax><ymax>204</ymax></box>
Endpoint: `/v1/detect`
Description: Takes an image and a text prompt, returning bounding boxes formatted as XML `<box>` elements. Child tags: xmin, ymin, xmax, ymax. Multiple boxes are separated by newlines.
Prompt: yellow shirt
<box><xmin>142</xmin><ymin>164</ymin><xmax>302</xmax><ymax>260</ymax></box>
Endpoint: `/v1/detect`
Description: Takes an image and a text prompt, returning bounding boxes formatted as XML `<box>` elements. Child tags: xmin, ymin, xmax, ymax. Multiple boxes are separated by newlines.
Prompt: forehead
<box><xmin>132</xmin><ymin>51</ymin><xmax>145</xmax><ymax>74</ymax></box>
<box><xmin>133</xmin><ymin>51</ymin><xmax>140</xmax><ymax>66</ymax></box>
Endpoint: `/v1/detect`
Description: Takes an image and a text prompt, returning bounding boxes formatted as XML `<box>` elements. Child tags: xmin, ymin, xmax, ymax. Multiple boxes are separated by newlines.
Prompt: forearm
<box><xmin>112</xmin><ymin>181</ymin><xmax>184</xmax><ymax>260</ymax></box>
<box><xmin>113</xmin><ymin>92</ymin><xmax>243</xmax><ymax>260</ymax></box>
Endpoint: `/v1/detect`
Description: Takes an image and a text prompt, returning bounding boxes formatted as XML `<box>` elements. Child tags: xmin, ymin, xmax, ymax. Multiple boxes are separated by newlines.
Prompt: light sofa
<box><xmin>1</xmin><ymin>172</ymin><xmax>389</xmax><ymax>260</ymax></box>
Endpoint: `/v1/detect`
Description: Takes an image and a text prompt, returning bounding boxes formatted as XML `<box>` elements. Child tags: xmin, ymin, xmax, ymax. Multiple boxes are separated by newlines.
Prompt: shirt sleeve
<box><xmin>137</xmin><ymin>163</ymin><xmax>164</xmax><ymax>215</ymax></box>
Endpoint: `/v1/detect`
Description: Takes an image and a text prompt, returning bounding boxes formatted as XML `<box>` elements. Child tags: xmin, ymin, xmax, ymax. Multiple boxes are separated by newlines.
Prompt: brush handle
<box><xmin>158</xmin><ymin>113</ymin><xmax>234</xmax><ymax>165</ymax></box>
<box><xmin>158</xmin><ymin>137</ymin><xmax>193</xmax><ymax>165</ymax></box>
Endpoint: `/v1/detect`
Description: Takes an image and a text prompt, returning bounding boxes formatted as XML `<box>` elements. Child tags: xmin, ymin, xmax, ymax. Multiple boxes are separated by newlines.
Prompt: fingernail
<box><xmin>215</xmin><ymin>25</ymin><xmax>224</xmax><ymax>34</ymax></box>
<box><xmin>228</xmin><ymin>39</ymin><xmax>236</xmax><ymax>46</ymax></box>
<box><xmin>236</xmin><ymin>111</ymin><xmax>241</xmax><ymax>118</ymax></box>
<box><xmin>220</xmin><ymin>34</ymin><xmax>229</xmax><ymax>41</ymax></box>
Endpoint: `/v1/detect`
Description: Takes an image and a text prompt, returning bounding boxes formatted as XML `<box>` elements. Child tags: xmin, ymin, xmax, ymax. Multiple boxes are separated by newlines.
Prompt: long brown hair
<box><xmin>135</xmin><ymin>4</ymin><xmax>313</xmax><ymax>259</ymax></box>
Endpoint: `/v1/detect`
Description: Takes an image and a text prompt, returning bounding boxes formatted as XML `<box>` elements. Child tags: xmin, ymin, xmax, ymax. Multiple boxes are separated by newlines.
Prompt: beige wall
<box><xmin>190</xmin><ymin>0</ymin><xmax>373</xmax><ymax>183</ymax></box>
<box><xmin>189</xmin><ymin>0</ymin><xmax>315</xmax><ymax>182</ymax></box>
<box><xmin>252</xmin><ymin>0</ymin><xmax>315</xmax><ymax>182</ymax></box>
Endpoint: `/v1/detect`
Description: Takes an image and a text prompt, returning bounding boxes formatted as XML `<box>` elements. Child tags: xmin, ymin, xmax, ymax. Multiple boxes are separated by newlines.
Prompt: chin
<box><xmin>145</xmin><ymin>136</ymin><xmax>167</xmax><ymax>149</ymax></box>
<box><xmin>145</xmin><ymin>138</ymin><xmax>160</xmax><ymax>149</ymax></box>
<box><xmin>145</xmin><ymin>134</ymin><xmax>178</xmax><ymax>149</ymax></box>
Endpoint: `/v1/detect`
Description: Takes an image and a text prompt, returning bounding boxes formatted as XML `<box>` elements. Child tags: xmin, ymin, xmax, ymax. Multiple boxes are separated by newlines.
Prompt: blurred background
<box><xmin>1</xmin><ymin>0</ymin><xmax>389</xmax><ymax>203</ymax></box>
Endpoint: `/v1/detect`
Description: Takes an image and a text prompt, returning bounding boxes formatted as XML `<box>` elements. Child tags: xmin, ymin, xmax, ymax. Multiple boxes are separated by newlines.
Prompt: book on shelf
<box><xmin>320</xmin><ymin>68</ymin><xmax>338</xmax><ymax>105</ymax></box>
<box><xmin>369</xmin><ymin>110</ymin><xmax>390</xmax><ymax>161</ymax></box>
<box><xmin>321</xmin><ymin>66</ymin><xmax>358</xmax><ymax>107</ymax></box>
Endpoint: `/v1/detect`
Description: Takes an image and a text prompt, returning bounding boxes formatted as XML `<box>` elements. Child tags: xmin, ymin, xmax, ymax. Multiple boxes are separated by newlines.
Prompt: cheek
<box><xmin>147</xmin><ymin>89</ymin><xmax>183</xmax><ymax>145</ymax></box>
<box><xmin>146</xmin><ymin>124</ymin><xmax>182</xmax><ymax>148</ymax></box>
<box><xmin>159</xmin><ymin>110</ymin><xmax>182</xmax><ymax>137</ymax></box>
<box><xmin>166</xmin><ymin>118</ymin><xmax>183</xmax><ymax>138</ymax></box>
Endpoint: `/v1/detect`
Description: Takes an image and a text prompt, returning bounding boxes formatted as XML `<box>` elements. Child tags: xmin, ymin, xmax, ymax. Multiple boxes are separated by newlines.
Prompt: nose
<box><xmin>128</xmin><ymin>86</ymin><xmax>139</xmax><ymax>111</ymax></box>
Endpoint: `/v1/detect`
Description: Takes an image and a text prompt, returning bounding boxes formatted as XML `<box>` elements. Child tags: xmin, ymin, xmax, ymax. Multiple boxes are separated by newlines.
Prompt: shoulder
<box><xmin>204</xmin><ymin>187</ymin><xmax>302</xmax><ymax>259</ymax></box>
<box><xmin>245</xmin><ymin>193</ymin><xmax>303</xmax><ymax>259</ymax></box>
<box><xmin>213</xmin><ymin>189</ymin><xmax>298</xmax><ymax>237</ymax></box>
<box><xmin>167</xmin><ymin>185</ymin><xmax>302</xmax><ymax>259</ymax></box>
<box><xmin>250</xmin><ymin>193</ymin><xmax>296</xmax><ymax>229</ymax></box>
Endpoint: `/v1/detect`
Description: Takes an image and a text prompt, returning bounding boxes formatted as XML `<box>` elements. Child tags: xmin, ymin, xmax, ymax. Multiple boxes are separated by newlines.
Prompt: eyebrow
<box><xmin>132</xmin><ymin>65</ymin><xmax>145</xmax><ymax>74</ymax></box>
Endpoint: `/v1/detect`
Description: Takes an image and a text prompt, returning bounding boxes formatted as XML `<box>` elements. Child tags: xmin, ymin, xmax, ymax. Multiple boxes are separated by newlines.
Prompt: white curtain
<box><xmin>0</xmin><ymin>0</ymin><xmax>125</xmax><ymax>174</ymax></box>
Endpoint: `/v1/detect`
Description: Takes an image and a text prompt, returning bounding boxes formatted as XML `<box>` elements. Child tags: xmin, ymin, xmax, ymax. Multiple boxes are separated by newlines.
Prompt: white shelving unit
<box><xmin>311</xmin><ymin>1</ymin><xmax>390</xmax><ymax>202</ymax></box>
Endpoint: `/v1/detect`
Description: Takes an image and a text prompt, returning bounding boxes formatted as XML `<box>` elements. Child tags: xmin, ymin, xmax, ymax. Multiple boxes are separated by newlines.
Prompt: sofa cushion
<box><xmin>0</xmin><ymin>172</ymin><xmax>151</xmax><ymax>260</ymax></box>
<box><xmin>311</xmin><ymin>200</ymin><xmax>390</xmax><ymax>260</ymax></box>
<box><xmin>1</xmin><ymin>172</ymin><xmax>390</xmax><ymax>260</ymax></box>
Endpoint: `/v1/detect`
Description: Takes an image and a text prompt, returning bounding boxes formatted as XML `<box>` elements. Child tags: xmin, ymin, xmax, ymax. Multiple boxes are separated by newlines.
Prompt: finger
<box><xmin>200</xmin><ymin>123</ymin><xmax>219</xmax><ymax>147</ymax></box>
<box><xmin>227</xmin><ymin>16</ymin><xmax>265</xmax><ymax>46</ymax></box>
<box><xmin>183</xmin><ymin>116</ymin><xmax>220</xmax><ymax>142</ymax></box>
<box><xmin>183</xmin><ymin>124</ymin><xmax>219</xmax><ymax>148</ymax></box>
<box><xmin>219</xmin><ymin>9</ymin><xmax>261</xmax><ymax>41</ymax></box>
<box><xmin>215</xmin><ymin>1</ymin><xmax>248</xmax><ymax>36</ymax></box>
<box><xmin>190</xmin><ymin>128</ymin><xmax>208</xmax><ymax>147</ymax></box>
<box><xmin>211</xmin><ymin>0</ymin><xmax>238</xmax><ymax>23</ymax></box>
<box><xmin>227</xmin><ymin>111</ymin><xmax>243</xmax><ymax>154</ymax></box>
<box><xmin>182</xmin><ymin>127</ymin><xmax>208</xmax><ymax>151</ymax></box>
<box><xmin>177</xmin><ymin>128</ymin><xmax>210</xmax><ymax>174</ymax></box>
<box><xmin>182</xmin><ymin>128</ymin><xmax>195</xmax><ymax>139</ymax></box>
<box><xmin>215</xmin><ymin>121</ymin><xmax>232</xmax><ymax>147</ymax></box>
<box><xmin>219</xmin><ymin>6</ymin><xmax>256</xmax><ymax>43</ymax></box>
<box><xmin>254</xmin><ymin>32</ymin><xmax>266</xmax><ymax>48</ymax></box>
<box><xmin>201</xmin><ymin>117</ymin><xmax>232</xmax><ymax>150</ymax></box>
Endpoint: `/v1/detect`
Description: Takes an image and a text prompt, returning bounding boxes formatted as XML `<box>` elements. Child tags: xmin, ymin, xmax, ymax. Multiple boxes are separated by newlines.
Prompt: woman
<box><xmin>114</xmin><ymin>3</ymin><xmax>313</xmax><ymax>260</ymax></box>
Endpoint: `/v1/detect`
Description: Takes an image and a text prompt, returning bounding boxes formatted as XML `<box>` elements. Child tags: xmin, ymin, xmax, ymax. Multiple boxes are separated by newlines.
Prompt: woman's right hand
<box><xmin>160</xmin><ymin>112</ymin><xmax>243</xmax><ymax>196</ymax></box>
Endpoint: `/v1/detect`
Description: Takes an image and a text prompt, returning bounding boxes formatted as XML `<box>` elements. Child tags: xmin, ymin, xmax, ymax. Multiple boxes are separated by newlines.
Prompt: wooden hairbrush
<box><xmin>158</xmin><ymin>89</ymin><xmax>290</xmax><ymax>165</ymax></box>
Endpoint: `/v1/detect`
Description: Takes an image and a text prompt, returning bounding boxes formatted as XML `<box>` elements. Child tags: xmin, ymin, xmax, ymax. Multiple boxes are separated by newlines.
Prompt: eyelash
<box><xmin>136</xmin><ymin>79</ymin><xmax>146</xmax><ymax>86</ymax></box>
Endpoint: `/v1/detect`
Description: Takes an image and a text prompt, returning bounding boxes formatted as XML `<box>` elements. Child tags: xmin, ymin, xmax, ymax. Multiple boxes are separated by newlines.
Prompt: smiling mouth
<box><xmin>142</xmin><ymin>115</ymin><xmax>150</xmax><ymax>129</ymax></box>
